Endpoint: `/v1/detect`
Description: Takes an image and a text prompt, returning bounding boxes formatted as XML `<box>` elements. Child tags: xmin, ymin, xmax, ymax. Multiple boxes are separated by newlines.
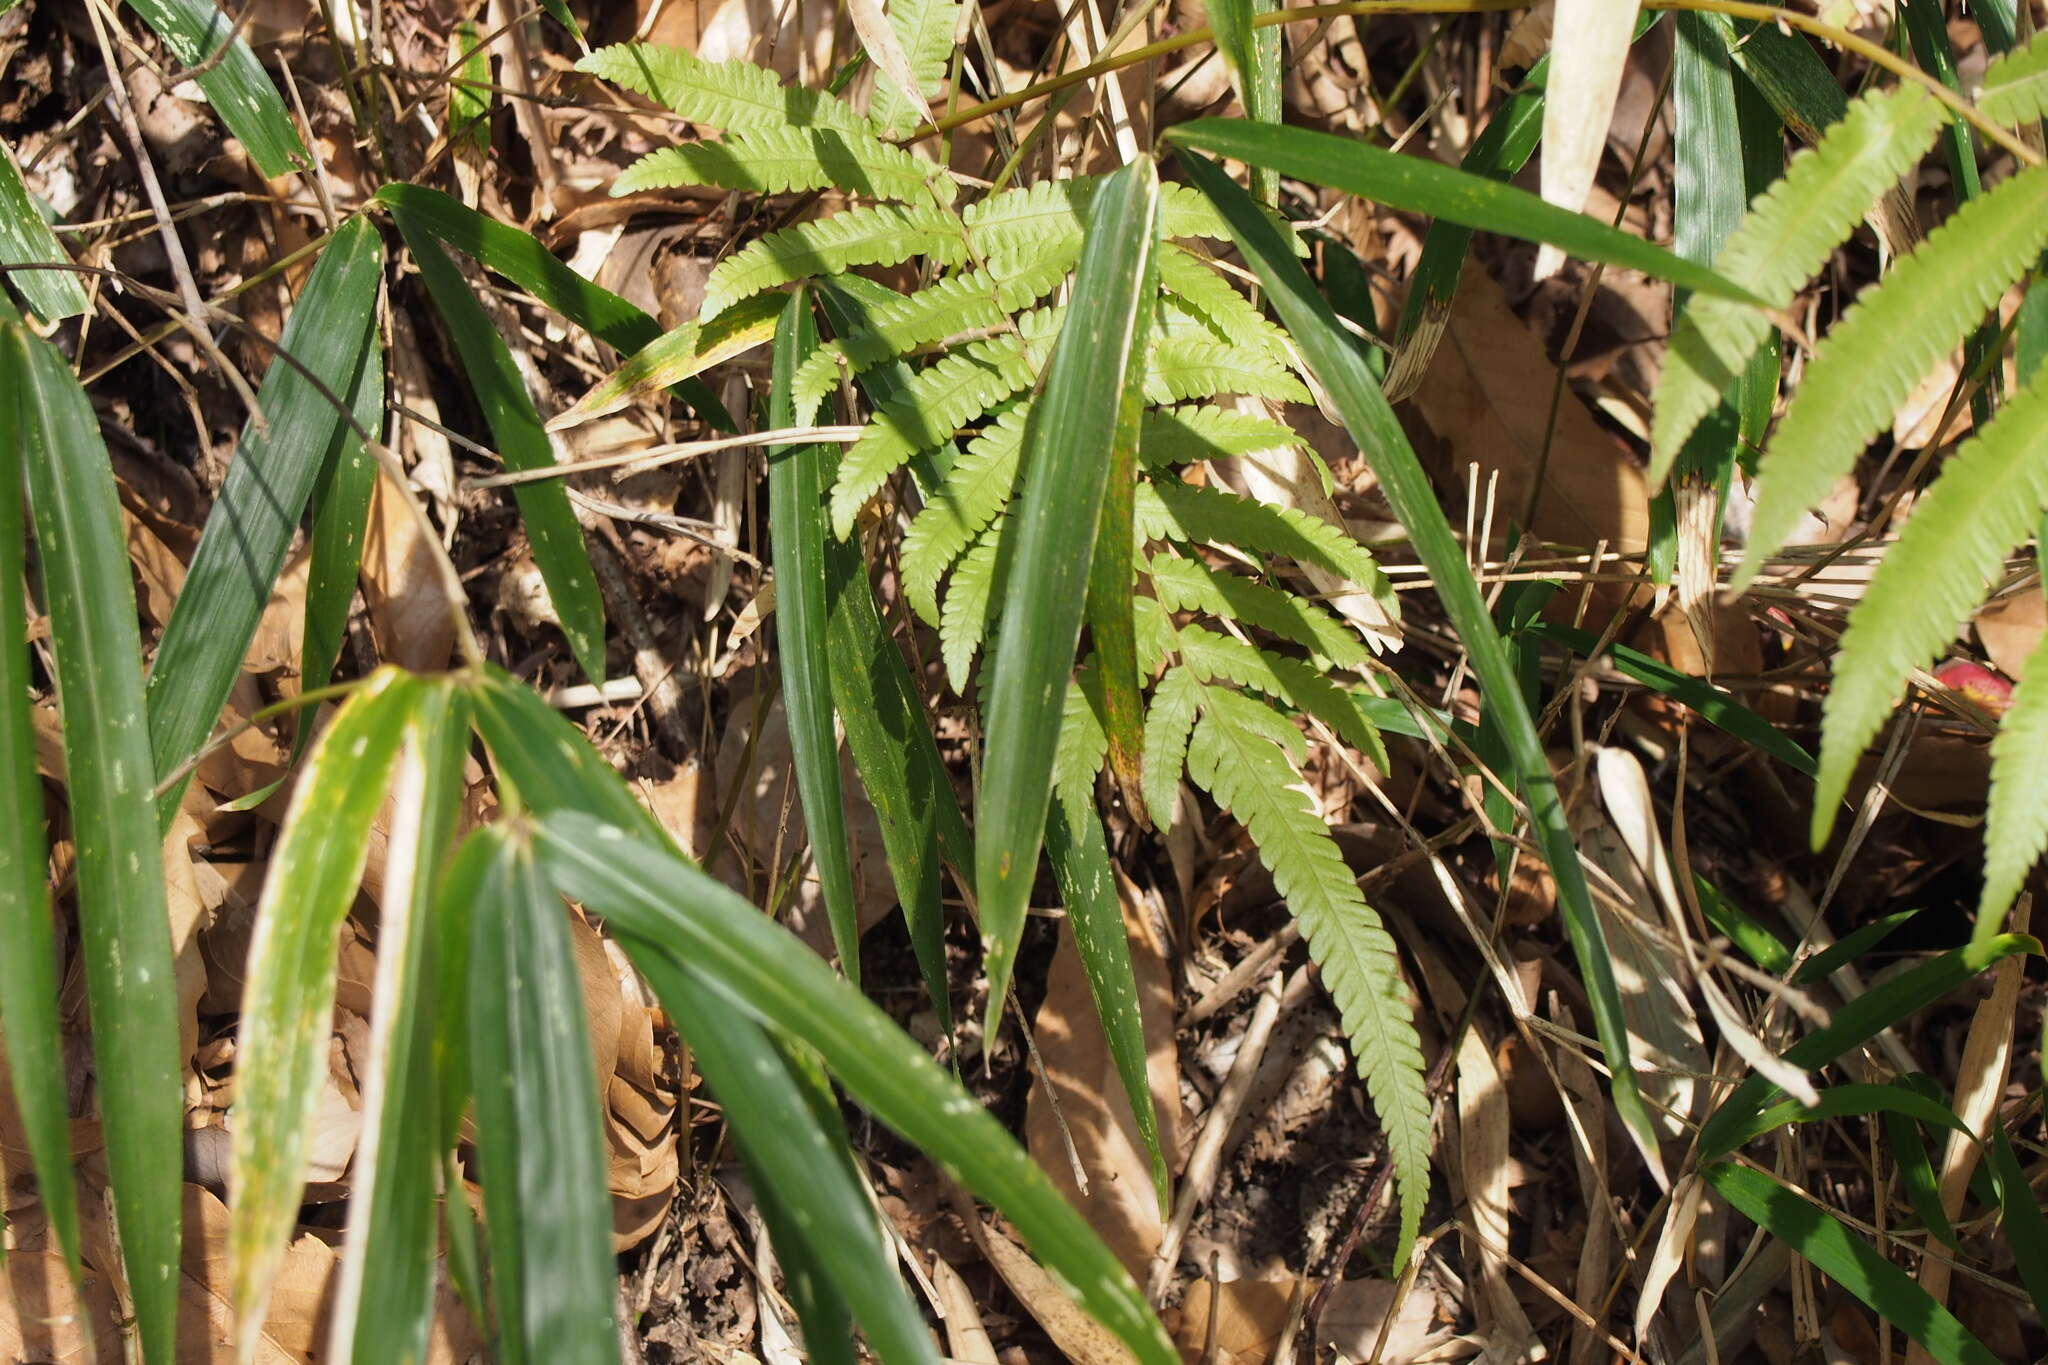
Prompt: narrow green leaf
<box><xmin>467</xmin><ymin>826</ymin><xmax>620</xmax><ymax>1365</ymax></box>
<box><xmin>1700</xmin><ymin>934</ymin><xmax>2040</xmax><ymax>1157</ymax></box>
<box><xmin>1741</xmin><ymin>162</ymin><xmax>2048</xmax><ymax>581</ymax></box>
<box><xmin>1714</xmin><ymin>1079</ymin><xmax>1974</xmax><ymax>1155</ymax></box>
<box><xmin>329</xmin><ymin>684</ymin><xmax>470</xmax><ymax>1365</ymax></box>
<box><xmin>1176</xmin><ymin>148</ymin><xmax>1665</xmax><ymax>1179</ymax></box>
<box><xmin>977</xmin><ymin>158</ymin><xmax>1161</xmax><ymax>1026</ymax></box>
<box><xmin>302</xmin><ymin>321</ymin><xmax>385</xmax><ymax>705</ymax></box>
<box><xmin>468</xmin><ymin>665</ymin><xmax>666</xmax><ymax>838</ymax></box>
<box><xmin>122</xmin><ymin>0</ymin><xmax>310</xmax><ymax>176</ymax></box>
<box><xmin>533</xmin><ymin>812</ymin><xmax>1178</xmax><ymax>1365</ymax></box>
<box><xmin>1704</xmin><ymin>1163</ymin><xmax>2001</xmax><ymax>1365</ymax></box>
<box><xmin>1790</xmin><ymin>908</ymin><xmax>1918</xmax><ymax>985</ymax></box>
<box><xmin>146</xmin><ymin>216</ymin><xmax>384</xmax><ymax>814</ymax></box>
<box><xmin>1045</xmin><ymin>801</ymin><xmax>1168</xmax><ymax>1211</ymax></box>
<box><xmin>1205</xmin><ymin>0</ymin><xmax>1280</xmax><ymax>201</ymax></box>
<box><xmin>558</xmin><ymin>293</ymin><xmax>783</xmax><ymax>427</ymax></box>
<box><xmin>230</xmin><ymin>669</ymin><xmax>423</xmax><ymax>1351</ymax></box>
<box><xmin>1169</xmin><ymin>119</ymin><xmax>1762</xmax><ymax>305</ymax></box>
<box><xmin>449</xmin><ymin>23</ymin><xmax>493</xmax><ymax>154</ymax></box>
<box><xmin>0</xmin><ymin>138</ymin><xmax>89</xmax><ymax>319</ymax></box>
<box><xmin>10</xmin><ymin>319</ymin><xmax>182</xmax><ymax>1365</ymax></box>
<box><xmin>1693</xmin><ymin>873</ymin><xmax>1793</xmax><ymax>974</ymax></box>
<box><xmin>770</xmin><ymin>288</ymin><xmax>862</xmax><ymax>984</ymax></box>
<box><xmin>401</xmin><ymin>225</ymin><xmax>608</xmax><ymax>683</ymax></box>
<box><xmin>1986</xmin><ymin>1129</ymin><xmax>2048</xmax><ymax>1317</ymax></box>
<box><xmin>1885</xmin><ymin>1101</ymin><xmax>1960</xmax><ymax>1250</ymax></box>
<box><xmin>627</xmin><ymin>951</ymin><xmax>940</xmax><ymax>1365</ymax></box>
<box><xmin>0</xmin><ymin>337</ymin><xmax>81</xmax><ymax>1278</ymax></box>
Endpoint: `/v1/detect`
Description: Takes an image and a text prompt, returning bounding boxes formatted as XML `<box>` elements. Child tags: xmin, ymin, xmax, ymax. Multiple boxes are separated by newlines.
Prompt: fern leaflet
<box><xmin>1148</xmin><ymin>553</ymin><xmax>1371</xmax><ymax>670</ymax></box>
<box><xmin>1651</xmin><ymin>84</ymin><xmax>1943</xmax><ymax>479</ymax></box>
<box><xmin>613</xmin><ymin>129</ymin><xmax>955</xmax><ymax>204</ymax></box>
<box><xmin>701</xmin><ymin>202</ymin><xmax>966</xmax><ymax>318</ymax></box>
<box><xmin>1176</xmin><ymin>624</ymin><xmax>1387</xmax><ymax>768</ymax></box>
<box><xmin>1979</xmin><ymin>31</ymin><xmax>2048</xmax><ymax>125</ymax></box>
<box><xmin>1740</xmin><ymin>161</ymin><xmax>2048</xmax><ymax>584</ymax></box>
<box><xmin>1053</xmin><ymin>666</ymin><xmax>1111</xmax><ymax>810</ymax></box>
<box><xmin>1139</xmin><ymin>405</ymin><xmax>1304</xmax><ymax>468</ymax></box>
<box><xmin>941</xmin><ymin>521</ymin><xmax>1004</xmax><ymax>690</ymax></box>
<box><xmin>1156</xmin><ymin>244</ymin><xmax>1293</xmax><ymax>364</ymax></box>
<box><xmin>1982</xmin><ymin>629</ymin><xmax>2048</xmax><ymax>934</ymax></box>
<box><xmin>1140</xmin><ymin>664</ymin><xmax>1205</xmax><ymax>828</ymax></box>
<box><xmin>1145</xmin><ymin>335</ymin><xmax>1311</xmax><ymax>406</ymax></box>
<box><xmin>866</xmin><ymin>0</ymin><xmax>961</xmax><ymax>134</ymax></box>
<box><xmin>1140</xmin><ymin>479</ymin><xmax>1393</xmax><ymax>609</ymax></box>
<box><xmin>578</xmin><ymin>43</ymin><xmax>873</xmax><ymax>136</ymax></box>
<box><xmin>1184</xmin><ymin>688</ymin><xmax>1430</xmax><ymax>1266</ymax></box>
<box><xmin>901</xmin><ymin>400</ymin><xmax>1031</xmax><ymax>623</ymax></box>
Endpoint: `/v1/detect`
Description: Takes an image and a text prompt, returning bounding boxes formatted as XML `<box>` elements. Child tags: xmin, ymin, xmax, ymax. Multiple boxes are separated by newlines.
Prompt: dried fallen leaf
<box><xmin>1536</xmin><ymin>0</ymin><xmax>1644</xmax><ymax>278</ymax></box>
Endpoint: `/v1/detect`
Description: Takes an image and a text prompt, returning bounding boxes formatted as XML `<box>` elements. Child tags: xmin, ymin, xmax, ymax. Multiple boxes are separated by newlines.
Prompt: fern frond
<box><xmin>1651</xmin><ymin>84</ymin><xmax>1944</xmax><ymax>479</ymax></box>
<box><xmin>1185</xmin><ymin>688</ymin><xmax>1430</xmax><ymax>1266</ymax></box>
<box><xmin>1139</xmin><ymin>405</ymin><xmax>1304</xmax><ymax>469</ymax></box>
<box><xmin>701</xmin><ymin>202</ymin><xmax>966</xmax><ymax>318</ymax></box>
<box><xmin>1979</xmin><ymin>31</ymin><xmax>2048</xmax><ymax>125</ymax></box>
<box><xmin>1054</xmin><ymin>666</ymin><xmax>1110</xmax><ymax>810</ymax></box>
<box><xmin>1148</xmin><ymin>553</ymin><xmax>1371</xmax><ymax>670</ymax></box>
<box><xmin>866</xmin><ymin>0</ymin><xmax>961</xmax><ymax>134</ymax></box>
<box><xmin>1177</xmin><ymin>624</ymin><xmax>1387</xmax><ymax>769</ymax></box>
<box><xmin>958</xmin><ymin>178</ymin><xmax>1237</xmax><ymax>263</ymax></box>
<box><xmin>941</xmin><ymin>520</ymin><xmax>1004</xmax><ymax>690</ymax></box>
<box><xmin>1813</xmin><ymin>371</ymin><xmax>2048</xmax><ymax>842</ymax></box>
<box><xmin>1156</xmin><ymin>245</ymin><xmax>1292</xmax><ymax>363</ymax></box>
<box><xmin>614</xmin><ymin>129</ymin><xmax>955</xmax><ymax>204</ymax></box>
<box><xmin>578</xmin><ymin>43</ymin><xmax>872</xmax><ymax>136</ymax></box>
<box><xmin>901</xmin><ymin>400</ymin><xmax>1031</xmax><ymax>623</ymax></box>
<box><xmin>1145</xmin><ymin>336</ymin><xmax>1310</xmax><ymax>406</ymax></box>
<box><xmin>1982</xmin><ymin>628</ymin><xmax>2048</xmax><ymax>933</ymax></box>
<box><xmin>1740</xmin><ymin>162</ymin><xmax>2048</xmax><ymax>584</ymax></box>
<box><xmin>1134</xmin><ymin>595</ymin><xmax>1179</xmax><ymax>675</ymax></box>
<box><xmin>1140</xmin><ymin>664</ymin><xmax>1204</xmax><ymax>828</ymax></box>
<box><xmin>829</xmin><ymin>327</ymin><xmax>1048</xmax><ymax>537</ymax></box>
<box><xmin>794</xmin><ymin>255</ymin><xmax>1075</xmax><ymax>415</ymax></box>
<box><xmin>1140</xmin><ymin>479</ymin><xmax>1393</xmax><ymax>609</ymax></box>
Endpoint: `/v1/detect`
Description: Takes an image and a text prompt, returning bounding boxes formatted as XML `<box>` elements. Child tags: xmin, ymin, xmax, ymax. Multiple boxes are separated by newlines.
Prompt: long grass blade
<box><xmin>1170</xmin><ymin>146</ymin><xmax>1667</xmax><ymax>1179</ymax></box>
<box><xmin>466</xmin><ymin>826</ymin><xmax>620</xmax><ymax>1365</ymax></box>
<box><xmin>9</xmin><ymin>318</ymin><xmax>183</xmax><ymax>1365</ymax></box>
<box><xmin>977</xmin><ymin>158</ymin><xmax>1160</xmax><ymax>1028</ymax></box>
<box><xmin>120</xmin><ymin>0</ymin><xmax>310</xmax><ymax>176</ymax></box>
<box><xmin>146</xmin><ymin>215</ymin><xmax>384</xmax><ymax>814</ymax></box>
<box><xmin>230</xmin><ymin>669</ymin><xmax>423</xmax><ymax>1357</ymax></box>
<box><xmin>302</xmin><ymin>301</ymin><xmax>388</xmax><ymax>710</ymax></box>
<box><xmin>0</xmin><ymin>138</ymin><xmax>89</xmax><ymax>320</ymax></box>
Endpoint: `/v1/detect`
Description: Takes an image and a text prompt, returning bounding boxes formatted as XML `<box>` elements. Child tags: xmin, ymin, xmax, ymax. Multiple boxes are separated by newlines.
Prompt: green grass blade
<box><xmin>449</xmin><ymin>22</ymin><xmax>493</xmax><ymax>154</ymax></box>
<box><xmin>330</xmin><ymin>684</ymin><xmax>471</xmax><ymax>1365</ymax></box>
<box><xmin>1693</xmin><ymin>874</ymin><xmax>1794</xmax><ymax>974</ymax></box>
<box><xmin>146</xmin><ymin>216</ymin><xmax>384</xmax><ymax>814</ymax></box>
<box><xmin>401</xmin><ymin>224</ymin><xmax>608</xmax><ymax>683</ymax></box>
<box><xmin>1885</xmin><ymin>1104</ymin><xmax>1960</xmax><ymax>1250</ymax></box>
<box><xmin>769</xmin><ymin>288</ymin><xmax>862</xmax><ymax>984</ymax></box>
<box><xmin>1986</xmin><ymin>1129</ymin><xmax>2048</xmax><ymax>1316</ymax></box>
<box><xmin>1703</xmin><ymin>1163</ymin><xmax>2001</xmax><ymax>1365</ymax></box>
<box><xmin>0</xmin><ymin>138</ymin><xmax>88</xmax><ymax>320</ymax></box>
<box><xmin>1173</xmin><ymin>147</ymin><xmax>1665</xmax><ymax>1177</ymax></box>
<box><xmin>1740</xmin><ymin>162</ymin><xmax>2048</xmax><ymax>583</ymax></box>
<box><xmin>533</xmin><ymin>812</ymin><xmax>1177</xmax><ymax>1365</ymax></box>
<box><xmin>1713</xmin><ymin>1079</ymin><xmax>1975</xmax><ymax>1155</ymax></box>
<box><xmin>1170</xmin><ymin>119</ymin><xmax>1760</xmax><ymax>305</ymax></box>
<box><xmin>977</xmin><ymin>158</ymin><xmax>1160</xmax><ymax>1026</ymax></box>
<box><xmin>751</xmin><ymin>1181</ymin><xmax>859</xmax><ymax>1365</ymax></box>
<box><xmin>626</xmin><ymin>951</ymin><xmax>940</xmax><ymax>1365</ymax></box>
<box><xmin>120</xmin><ymin>0</ymin><xmax>309</xmax><ymax>176</ymax></box>
<box><xmin>469</xmin><ymin>665</ymin><xmax>666</xmax><ymax>838</ymax></box>
<box><xmin>302</xmin><ymin>318</ymin><xmax>385</xmax><ymax>705</ymax></box>
<box><xmin>1045</xmin><ymin>801</ymin><xmax>1168</xmax><ymax>1211</ymax></box>
<box><xmin>1714</xmin><ymin>16</ymin><xmax>1849</xmax><ymax>142</ymax></box>
<box><xmin>0</xmin><ymin>342</ymin><xmax>81</xmax><ymax>1279</ymax></box>
<box><xmin>1699</xmin><ymin>934</ymin><xmax>2040</xmax><ymax>1157</ymax></box>
<box><xmin>229</xmin><ymin>669</ymin><xmax>423</xmax><ymax>1350</ymax></box>
<box><xmin>466</xmin><ymin>826</ymin><xmax>620</xmax><ymax>1365</ymax></box>
<box><xmin>1789</xmin><ymin>908</ymin><xmax>1918</xmax><ymax>986</ymax></box>
<box><xmin>9</xmin><ymin>319</ymin><xmax>183</xmax><ymax>1365</ymax></box>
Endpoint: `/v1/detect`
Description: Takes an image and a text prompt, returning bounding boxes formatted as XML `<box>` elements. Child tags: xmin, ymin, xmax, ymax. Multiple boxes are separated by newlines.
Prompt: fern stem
<box><xmin>918</xmin><ymin>0</ymin><xmax>2039</xmax><ymax>172</ymax></box>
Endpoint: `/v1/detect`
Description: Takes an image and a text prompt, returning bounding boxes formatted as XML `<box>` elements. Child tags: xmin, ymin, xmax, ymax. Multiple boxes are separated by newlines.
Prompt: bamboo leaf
<box><xmin>302</xmin><ymin>319</ymin><xmax>385</xmax><ymax>705</ymax></box>
<box><xmin>977</xmin><ymin>158</ymin><xmax>1161</xmax><ymax>1027</ymax></box>
<box><xmin>0</xmin><ymin>138</ymin><xmax>89</xmax><ymax>320</ymax></box>
<box><xmin>146</xmin><ymin>215</ymin><xmax>385</xmax><ymax>814</ymax></box>
<box><xmin>1174</xmin><ymin>148</ymin><xmax>1666</xmax><ymax>1184</ymax></box>
<box><xmin>229</xmin><ymin>669</ymin><xmax>423</xmax><ymax>1354</ymax></box>
<box><xmin>10</xmin><ymin>318</ymin><xmax>183</xmax><ymax>1365</ymax></box>
<box><xmin>121</xmin><ymin>0</ymin><xmax>310</xmax><ymax>176</ymax></box>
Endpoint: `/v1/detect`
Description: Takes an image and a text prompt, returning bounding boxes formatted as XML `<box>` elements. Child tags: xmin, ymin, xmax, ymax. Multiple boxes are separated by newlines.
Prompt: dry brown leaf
<box><xmin>1024</xmin><ymin>912</ymin><xmax>1179</xmax><ymax>1282</ymax></box>
<box><xmin>1536</xmin><ymin>0</ymin><xmax>1644</xmax><ymax>278</ymax></box>
<box><xmin>124</xmin><ymin>508</ymin><xmax>187</xmax><ymax>629</ymax></box>
<box><xmin>1975</xmin><ymin>590</ymin><xmax>2044</xmax><ymax>682</ymax></box>
<box><xmin>1452</xmin><ymin>1025</ymin><xmax>1539</xmax><ymax>1358</ymax></box>
<box><xmin>0</xmin><ymin>1245</ymin><xmax>124</xmax><ymax>1364</ymax></box>
<box><xmin>1171</xmin><ymin>1274</ymin><xmax>1297</xmax><ymax>1365</ymax></box>
<box><xmin>968</xmin><ymin>1214</ymin><xmax>1138</xmax><ymax>1365</ymax></box>
<box><xmin>163</xmin><ymin>807</ymin><xmax>214</xmax><ymax>1072</ymax></box>
<box><xmin>243</xmin><ymin>546</ymin><xmax>311</xmax><ymax>680</ymax></box>
<box><xmin>1317</xmin><ymin>1276</ymin><xmax>1449</xmax><ymax>1364</ymax></box>
<box><xmin>1410</xmin><ymin>264</ymin><xmax>1650</xmax><ymax>556</ymax></box>
<box><xmin>930</xmin><ymin>1253</ymin><xmax>999</xmax><ymax>1364</ymax></box>
<box><xmin>361</xmin><ymin>471</ymin><xmax>457</xmax><ymax>674</ymax></box>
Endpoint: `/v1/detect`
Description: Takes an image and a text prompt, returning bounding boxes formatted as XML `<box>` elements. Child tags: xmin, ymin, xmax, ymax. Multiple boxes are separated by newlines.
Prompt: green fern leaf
<box><xmin>1979</xmin><ymin>31</ymin><xmax>2048</xmax><ymax>125</ymax></box>
<box><xmin>1141</xmin><ymin>664</ymin><xmax>1205</xmax><ymax>828</ymax></box>
<box><xmin>1134</xmin><ymin>595</ymin><xmax>1179</xmax><ymax>675</ymax></box>
<box><xmin>1148</xmin><ymin>553</ymin><xmax>1370</xmax><ymax>670</ymax></box>
<box><xmin>1054</xmin><ymin>666</ymin><xmax>1111</xmax><ymax>809</ymax></box>
<box><xmin>1156</xmin><ymin>244</ymin><xmax>1292</xmax><ymax>363</ymax></box>
<box><xmin>1177</xmin><ymin>624</ymin><xmax>1387</xmax><ymax>769</ymax></box>
<box><xmin>1184</xmin><ymin>688</ymin><xmax>1430</xmax><ymax>1263</ymax></box>
<box><xmin>941</xmin><ymin>520</ymin><xmax>1004</xmax><ymax>690</ymax></box>
<box><xmin>578</xmin><ymin>43</ymin><xmax>873</xmax><ymax>136</ymax></box>
<box><xmin>1140</xmin><ymin>479</ymin><xmax>1392</xmax><ymax>609</ymax></box>
<box><xmin>959</xmin><ymin>178</ymin><xmax>1237</xmax><ymax>262</ymax></box>
<box><xmin>1982</xmin><ymin>628</ymin><xmax>2048</xmax><ymax>935</ymax></box>
<box><xmin>1145</xmin><ymin>335</ymin><xmax>1310</xmax><ymax>406</ymax></box>
<box><xmin>613</xmin><ymin>129</ymin><xmax>955</xmax><ymax>204</ymax></box>
<box><xmin>901</xmin><ymin>400</ymin><xmax>1031</xmax><ymax>623</ymax></box>
<box><xmin>701</xmin><ymin>202</ymin><xmax>966</xmax><ymax>318</ymax></box>
<box><xmin>866</xmin><ymin>0</ymin><xmax>961</xmax><ymax>134</ymax></box>
<box><xmin>1651</xmin><ymin>84</ymin><xmax>1943</xmax><ymax>480</ymax></box>
<box><xmin>794</xmin><ymin>255</ymin><xmax>1075</xmax><ymax>414</ymax></box>
<box><xmin>1740</xmin><ymin>161</ymin><xmax>2048</xmax><ymax>584</ymax></box>
<box><xmin>1813</xmin><ymin>371</ymin><xmax>2048</xmax><ymax>844</ymax></box>
<box><xmin>829</xmin><ymin>322</ymin><xmax>1054</xmax><ymax>536</ymax></box>
<box><xmin>1139</xmin><ymin>405</ymin><xmax>1304</xmax><ymax>469</ymax></box>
